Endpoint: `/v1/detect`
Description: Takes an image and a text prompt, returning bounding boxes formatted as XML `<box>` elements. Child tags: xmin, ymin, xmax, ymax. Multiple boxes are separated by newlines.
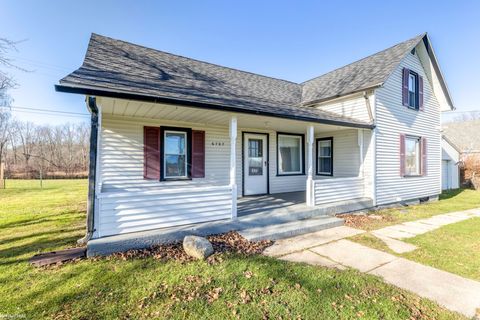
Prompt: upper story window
<box><xmin>402</xmin><ymin>68</ymin><xmax>424</xmax><ymax>111</ymax></box>
<box><xmin>408</xmin><ymin>73</ymin><xmax>418</xmax><ymax>109</ymax></box>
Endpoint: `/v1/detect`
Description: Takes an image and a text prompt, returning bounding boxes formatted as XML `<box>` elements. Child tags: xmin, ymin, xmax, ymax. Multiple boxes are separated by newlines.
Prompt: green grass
<box><xmin>0</xmin><ymin>180</ymin><xmax>463</xmax><ymax>319</ymax></box>
<box><xmin>353</xmin><ymin>218</ymin><xmax>480</xmax><ymax>282</ymax></box>
<box><xmin>355</xmin><ymin>189</ymin><xmax>480</xmax><ymax>231</ymax></box>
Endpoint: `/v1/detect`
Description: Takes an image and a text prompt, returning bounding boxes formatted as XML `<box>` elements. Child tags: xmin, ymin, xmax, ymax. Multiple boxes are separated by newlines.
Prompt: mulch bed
<box><xmin>106</xmin><ymin>231</ymin><xmax>273</xmax><ymax>264</ymax></box>
<box><xmin>337</xmin><ymin>213</ymin><xmax>393</xmax><ymax>229</ymax></box>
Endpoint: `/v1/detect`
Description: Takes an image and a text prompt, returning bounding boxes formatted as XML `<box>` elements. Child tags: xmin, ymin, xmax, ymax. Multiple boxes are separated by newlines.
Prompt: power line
<box><xmin>10</xmin><ymin>109</ymin><xmax>89</xmax><ymax>119</ymax></box>
<box><xmin>1</xmin><ymin>105</ymin><xmax>90</xmax><ymax>118</ymax></box>
<box><xmin>442</xmin><ymin>110</ymin><xmax>480</xmax><ymax>114</ymax></box>
<box><xmin>5</xmin><ymin>105</ymin><xmax>89</xmax><ymax>116</ymax></box>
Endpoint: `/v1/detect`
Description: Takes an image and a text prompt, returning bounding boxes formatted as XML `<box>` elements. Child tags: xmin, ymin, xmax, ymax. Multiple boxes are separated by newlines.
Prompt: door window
<box><xmin>248</xmin><ymin>139</ymin><xmax>263</xmax><ymax>176</ymax></box>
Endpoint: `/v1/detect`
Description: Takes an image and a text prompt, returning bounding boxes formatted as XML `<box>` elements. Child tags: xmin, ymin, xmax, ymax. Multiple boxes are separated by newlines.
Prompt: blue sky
<box><xmin>1</xmin><ymin>0</ymin><xmax>479</xmax><ymax>124</ymax></box>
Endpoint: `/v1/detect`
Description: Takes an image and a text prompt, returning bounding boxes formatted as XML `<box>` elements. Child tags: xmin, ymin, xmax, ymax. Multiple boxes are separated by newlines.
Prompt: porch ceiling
<box><xmin>98</xmin><ymin>97</ymin><xmax>368</xmax><ymax>133</ymax></box>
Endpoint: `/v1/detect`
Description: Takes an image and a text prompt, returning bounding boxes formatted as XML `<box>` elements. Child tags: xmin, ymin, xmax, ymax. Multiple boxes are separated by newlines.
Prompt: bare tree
<box><xmin>0</xmin><ymin>108</ymin><xmax>10</xmax><ymax>165</ymax></box>
<box><xmin>453</xmin><ymin>111</ymin><xmax>480</xmax><ymax>122</ymax></box>
<box><xmin>14</xmin><ymin>121</ymin><xmax>35</xmax><ymax>176</ymax></box>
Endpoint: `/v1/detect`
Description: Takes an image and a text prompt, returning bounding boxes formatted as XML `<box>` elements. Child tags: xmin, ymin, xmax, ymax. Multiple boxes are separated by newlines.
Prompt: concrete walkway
<box><xmin>266</xmin><ymin>222</ymin><xmax>480</xmax><ymax>317</ymax></box>
<box><xmin>372</xmin><ymin>208</ymin><xmax>480</xmax><ymax>253</ymax></box>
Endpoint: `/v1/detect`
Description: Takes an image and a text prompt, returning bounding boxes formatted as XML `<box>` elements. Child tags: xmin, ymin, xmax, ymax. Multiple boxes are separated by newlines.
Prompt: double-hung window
<box><xmin>405</xmin><ymin>136</ymin><xmax>420</xmax><ymax>176</ymax></box>
<box><xmin>317</xmin><ymin>137</ymin><xmax>333</xmax><ymax>176</ymax></box>
<box><xmin>277</xmin><ymin>133</ymin><xmax>304</xmax><ymax>175</ymax></box>
<box><xmin>164</xmin><ymin>129</ymin><xmax>188</xmax><ymax>179</ymax></box>
<box><xmin>408</xmin><ymin>72</ymin><xmax>418</xmax><ymax>109</ymax></box>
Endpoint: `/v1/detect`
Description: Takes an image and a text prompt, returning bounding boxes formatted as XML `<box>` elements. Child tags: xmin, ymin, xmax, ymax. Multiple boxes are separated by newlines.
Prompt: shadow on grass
<box><xmin>0</xmin><ymin>232</ymin><xmax>82</xmax><ymax>266</ymax></box>
<box><xmin>0</xmin><ymin>211</ymin><xmax>83</xmax><ymax>231</ymax></box>
<box><xmin>0</xmin><ymin>227</ymin><xmax>81</xmax><ymax>246</ymax></box>
<box><xmin>439</xmin><ymin>188</ymin><xmax>466</xmax><ymax>201</ymax></box>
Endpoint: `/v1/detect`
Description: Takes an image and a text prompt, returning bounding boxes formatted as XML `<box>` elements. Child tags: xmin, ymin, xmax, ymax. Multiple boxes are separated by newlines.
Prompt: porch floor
<box><xmin>238</xmin><ymin>191</ymin><xmax>306</xmax><ymax>217</ymax></box>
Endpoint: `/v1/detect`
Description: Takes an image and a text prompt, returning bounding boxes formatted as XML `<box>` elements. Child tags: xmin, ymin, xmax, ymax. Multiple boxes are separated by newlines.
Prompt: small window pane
<box><xmin>165</xmin><ymin>132</ymin><xmax>185</xmax><ymax>155</ymax></box>
<box><xmin>165</xmin><ymin>155</ymin><xmax>186</xmax><ymax>177</ymax></box>
<box><xmin>319</xmin><ymin>140</ymin><xmax>331</xmax><ymax>157</ymax></box>
<box><xmin>278</xmin><ymin>135</ymin><xmax>302</xmax><ymax>174</ymax></box>
<box><xmin>408</xmin><ymin>74</ymin><xmax>416</xmax><ymax>93</ymax></box>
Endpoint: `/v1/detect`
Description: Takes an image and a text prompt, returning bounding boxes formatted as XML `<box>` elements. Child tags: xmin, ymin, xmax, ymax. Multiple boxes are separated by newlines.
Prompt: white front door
<box><xmin>244</xmin><ymin>133</ymin><xmax>268</xmax><ymax>195</ymax></box>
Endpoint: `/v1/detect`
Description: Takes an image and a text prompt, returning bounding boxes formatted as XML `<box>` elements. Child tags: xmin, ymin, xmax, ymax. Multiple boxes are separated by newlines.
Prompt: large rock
<box><xmin>183</xmin><ymin>236</ymin><xmax>214</xmax><ymax>260</ymax></box>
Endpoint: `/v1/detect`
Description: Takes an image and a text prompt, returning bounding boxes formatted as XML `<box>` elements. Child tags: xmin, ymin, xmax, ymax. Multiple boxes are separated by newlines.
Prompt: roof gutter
<box><xmin>55</xmin><ymin>84</ymin><xmax>374</xmax><ymax>129</ymax></box>
<box><xmin>78</xmin><ymin>96</ymin><xmax>98</xmax><ymax>245</ymax></box>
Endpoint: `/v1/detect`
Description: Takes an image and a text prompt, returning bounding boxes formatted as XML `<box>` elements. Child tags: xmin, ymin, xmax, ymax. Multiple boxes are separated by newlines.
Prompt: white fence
<box><xmin>96</xmin><ymin>185</ymin><xmax>233</xmax><ymax>237</ymax></box>
<box><xmin>313</xmin><ymin>177</ymin><xmax>365</xmax><ymax>206</ymax></box>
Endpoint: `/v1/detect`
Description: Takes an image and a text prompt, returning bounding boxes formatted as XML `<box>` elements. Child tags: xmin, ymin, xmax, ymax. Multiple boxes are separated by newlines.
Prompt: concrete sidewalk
<box><xmin>268</xmin><ymin>223</ymin><xmax>480</xmax><ymax>318</ymax></box>
<box><xmin>372</xmin><ymin>208</ymin><xmax>480</xmax><ymax>240</ymax></box>
<box><xmin>371</xmin><ymin>208</ymin><xmax>480</xmax><ymax>253</ymax></box>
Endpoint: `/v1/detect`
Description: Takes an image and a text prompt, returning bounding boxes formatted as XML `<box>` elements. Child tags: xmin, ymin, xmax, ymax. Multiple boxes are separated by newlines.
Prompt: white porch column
<box><xmin>306</xmin><ymin>125</ymin><xmax>315</xmax><ymax>206</ymax></box>
<box><xmin>229</xmin><ymin>116</ymin><xmax>238</xmax><ymax>218</ymax></box>
<box><xmin>358</xmin><ymin>129</ymin><xmax>364</xmax><ymax>177</ymax></box>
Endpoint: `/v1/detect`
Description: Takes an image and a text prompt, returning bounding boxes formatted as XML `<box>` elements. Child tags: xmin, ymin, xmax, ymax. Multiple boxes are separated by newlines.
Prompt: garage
<box><xmin>441</xmin><ymin>137</ymin><xmax>460</xmax><ymax>190</ymax></box>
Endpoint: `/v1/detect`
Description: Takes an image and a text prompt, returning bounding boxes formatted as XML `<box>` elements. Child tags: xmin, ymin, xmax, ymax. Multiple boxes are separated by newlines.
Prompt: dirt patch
<box><xmin>106</xmin><ymin>231</ymin><xmax>273</xmax><ymax>263</ymax></box>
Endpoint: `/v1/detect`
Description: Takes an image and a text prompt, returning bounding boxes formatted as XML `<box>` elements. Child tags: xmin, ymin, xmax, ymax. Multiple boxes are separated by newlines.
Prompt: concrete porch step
<box><xmin>239</xmin><ymin>216</ymin><xmax>344</xmax><ymax>242</ymax></box>
<box><xmin>238</xmin><ymin>197</ymin><xmax>373</xmax><ymax>225</ymax></box>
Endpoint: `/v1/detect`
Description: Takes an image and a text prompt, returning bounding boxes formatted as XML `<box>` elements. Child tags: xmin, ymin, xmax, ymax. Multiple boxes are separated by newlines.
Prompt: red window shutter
<box><xmin>418</xmin><ymin>75</ymin><xmax>424</xmax><ymax>111</ymax></box>
<box><xmin>191</xmin><ymin>130</ymin><xmax>205</xmax><ymax>178</ymax></box>
<box><xmin>143</xmin><ymin>126</ymin><xmax>160</xmax><ymax>180</ymax></box>
<box><xmin>400</xmin><ymin>134</ymin><xmax>406</xmax><ymax>177</ymax></box>
<box><xmin>421</xmin><ymin>137</ymin><xmax>427</xmax><ymax>176</ymax></box>
<box><xmin>402</xmin><ymin>68</ymin><xmax>410</xmax><ymax>106</ymax></box>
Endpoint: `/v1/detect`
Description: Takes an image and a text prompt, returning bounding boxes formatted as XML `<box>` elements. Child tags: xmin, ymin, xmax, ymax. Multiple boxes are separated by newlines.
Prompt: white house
<box><xmin>441</xmin><ymin>136</ymin><xmax>460</xmax><ymax>190</ymax></box>
<box><xmin>56</xmin><ymin>33</ymin><xmax>454</xmax><ymax>255</ymax></box>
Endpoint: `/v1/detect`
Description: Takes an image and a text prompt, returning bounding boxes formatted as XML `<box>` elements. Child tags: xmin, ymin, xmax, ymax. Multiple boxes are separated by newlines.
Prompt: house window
<box><xmin>408</xmin><ymin>71</ymin><xmax>418</xmax><ymax>109</ymax></box>
<box><xmin>277</xmin><ymin>133</ymin><xmax>304</xmax><ymax>175</ymax></box>
<box><xmin>164</xmin><ymin>130</ymin><xmax>188</xmax><ymax>178</ymax></box>
<box><xmin>405</xmin><ymin>136</ymin><xmax>420</xmax><ymax>176</ymax></box>
<box><xmin>317</xmin><ymin>137</ymin><xmax>333</xmax><ymax>176</ymax></box>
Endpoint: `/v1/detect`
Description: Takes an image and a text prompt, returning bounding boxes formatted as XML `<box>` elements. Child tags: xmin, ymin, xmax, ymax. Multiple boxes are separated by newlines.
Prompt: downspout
<box><xmin>363</xmin><ymin>91</ymin><xmax>374</xmax><ymax>123</ymax></box>
<box><xmin>78</xmin><ymin>96</ymin><xmax>99</xmax><ymax>245</ymax></box>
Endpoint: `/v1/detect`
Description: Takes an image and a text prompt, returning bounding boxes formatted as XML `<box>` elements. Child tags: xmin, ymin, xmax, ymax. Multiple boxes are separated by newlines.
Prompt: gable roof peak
<box><xmin>301</xmin><ymin>33</ymin><xmax>427</xmax><ymax>105</ymax></box>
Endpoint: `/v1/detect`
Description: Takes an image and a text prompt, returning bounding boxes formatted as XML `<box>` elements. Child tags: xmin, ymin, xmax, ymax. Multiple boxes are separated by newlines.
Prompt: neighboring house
<box><xmin>56</xmin><ymin>33</ymin><xmax>454</xmax><ymax>254</ymax></box>
<box><xmin>441</xmin><ymin>136</ymin><xmax>460</xmax><ymax>190</ymax></box>
<box><xmin>443</xmin><ymin>119</ymin><xmax>480</xmax><ymax>183</ymax></box>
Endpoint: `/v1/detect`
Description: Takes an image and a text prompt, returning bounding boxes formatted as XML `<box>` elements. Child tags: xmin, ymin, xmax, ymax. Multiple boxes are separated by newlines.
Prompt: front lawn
<box><xmin>345</xmin><ymin>188</ymin><xmax>480</xmax><ymax>231</ymax></box>
<box><xmin>0</xmin><ymin>180</ymin><xmax>462</xmax><ymax>319</ymax></box>
<box><xmin>352</xmin><ymin>218</ymin><xmax>480</xmax><ymax>282</ymax></box>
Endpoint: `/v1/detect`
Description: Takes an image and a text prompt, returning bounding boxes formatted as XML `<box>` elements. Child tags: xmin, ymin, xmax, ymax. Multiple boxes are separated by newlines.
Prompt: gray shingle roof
<box><xmin>58</xmin><ymin>33</ymin><xmax>428</xmax><ymax>127</ymax></box>
<box><xmin>443</xmin><ymin>120</ymin><xmax>480</xmax><ymax>153</ymax></box>
<box><xmin>301</xmin><ymin>34</ymin><xmax>425</xmax><ymax>104</ymax></box>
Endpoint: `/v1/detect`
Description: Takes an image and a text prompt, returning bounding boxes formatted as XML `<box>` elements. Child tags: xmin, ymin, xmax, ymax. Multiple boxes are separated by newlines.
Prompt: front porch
<box><xmin>93</xmin><ymin>97</ymin><xmax>375</xmax><ymax>239</ymax></box>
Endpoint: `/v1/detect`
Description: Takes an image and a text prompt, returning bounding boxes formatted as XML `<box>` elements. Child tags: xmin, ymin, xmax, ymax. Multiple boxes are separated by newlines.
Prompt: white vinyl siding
<box><xmin>314</xmin><ymin>177</ymin><xmax>365</xmax><ymax>205</ymax></box>
<box><xmin>315</xmin><ymin>129</ymin><xmax>362</xmax><ymax>178</ymax></box>
<box><xmin>315</xmin><ymin>95</ymin><xmax>371</xmax><ymax>123</ymax></box>
<box><xmin>97</xmin><ymin>186</ymin><xmax>232</xmax><ymax>237</ymax></box>
<box><xmin>374</xmin><ymin>48</ymin><xmax>441</xmax><ymax>205</ymax></box>
<box><xmin>100</xmin><ymin>116</ymin><xmax>230</xmax><ymax>192</ymax></box>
